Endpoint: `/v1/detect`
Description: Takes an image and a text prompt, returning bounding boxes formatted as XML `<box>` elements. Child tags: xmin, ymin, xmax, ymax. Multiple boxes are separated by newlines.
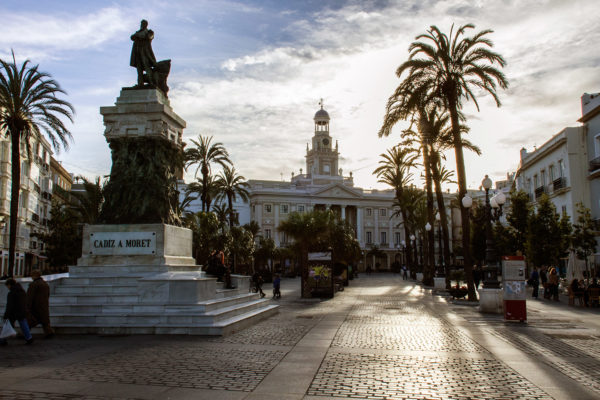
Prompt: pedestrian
<box><xmin>1</xmin><ymin>279</ymin><xmax>33</xmax><ymax>345</ymax></box>
<box><xmin>27</xmin><ymin>270</ymin><xmax>54</xmax><ymax>338</ymax></box>
<box><xmin>473</xmin><ymin>265</ymin><xmax>481</xmax><ymax>289</ymax></box>
<box><xmin>272</xmin><ymin>274</ymin><xmax>281</xmax><ymax>299</ymax></box>
<box><xmin>540</xmin><ymin>267</ymin><xmax>549</xmax><ymax>299</ymax></box>
<box><xmin>549</xmin><ymin>268</ymin><xmax>559</xmax><ymax>301</ymax></box>
<box><xmin>530</xmin><ymin>266</ymin><xmax>539</xmax><ymax>299</ymax></box>
<box><xmin>366</xmin><ymin>264</ymin><xmax>372</xmax><ymax>275</ymax></box>
<box><xmin>402</xmin><ymin>264</ymin><xmax>408</xmax><ymax>280</ymax></box>
<box><xmin>252</xmin><ymin>271</ymin><xmax>265</xmax><ymax>298</ymax></box>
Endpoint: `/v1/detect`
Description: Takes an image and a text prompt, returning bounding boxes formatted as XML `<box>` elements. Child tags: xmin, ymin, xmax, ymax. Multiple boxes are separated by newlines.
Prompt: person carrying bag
<box><xmin>1</xmin><ymin>279</ymin><xmax>33</xmax><ymax>345</ymax></box>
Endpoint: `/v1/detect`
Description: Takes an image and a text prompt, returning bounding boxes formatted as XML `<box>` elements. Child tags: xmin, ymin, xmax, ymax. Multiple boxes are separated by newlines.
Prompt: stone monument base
<box><xmin>42</xmin><ymin>224</ymin><xmax>277</xmax><ymax>335</ymax></box>
<box><xmin>478</xmin><ymin>287</ymin><xmax>503</xmax><ymax>314</ymax></box>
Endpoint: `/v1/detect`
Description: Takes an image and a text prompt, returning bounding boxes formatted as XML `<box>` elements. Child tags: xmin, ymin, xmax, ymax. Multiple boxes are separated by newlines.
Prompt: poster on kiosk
<box><xmin>502</xmin><ymin>256</ymin><xmax>527</xmax><ymax>322</ymax></box>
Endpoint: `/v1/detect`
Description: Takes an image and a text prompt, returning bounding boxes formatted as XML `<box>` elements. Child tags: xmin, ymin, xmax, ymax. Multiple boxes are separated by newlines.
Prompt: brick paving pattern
<box><xmin>0</xmin><ymin>392</ymin><xmax>131</xmax><ymax>400</ymax></box>
<box><xmin>0</xmin><ymin>337</ymin><xmax>104</xmax><ymax>368</ymax></box>
<box><xmin>308</xmin><ymin>353</ymin><xmax>553</xmax><ymax>400</ymax></box>
<box><xmin>42</xmin><ymin>342</ymin><xmax>286</xmax><ymax>392</ymax></box>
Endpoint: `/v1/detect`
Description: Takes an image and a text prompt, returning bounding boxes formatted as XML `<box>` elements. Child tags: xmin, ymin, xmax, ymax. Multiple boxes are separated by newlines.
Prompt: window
<box><xmin>366</xmin><ymin>208</ymin><xmax>372</xmax><ymax>217</ymax></box>
<box><xmin>281</xmin><ymin>232</ymin><xmax>288</xmax><ymax>244</ymax></box>
<box><xmin>380</xmin><ymin>231</ymin><xmax>387</xmax><ymax>245</ymax></box>
<box><xmin>380</xmin><ymin>208</ymin><xmax>387</xmax><ymax>217</ymax></box>
<box><xmin>561</xmin><ymin>205</ymin><xmax>567</xmax><ymax>215</ymax></box>
<box><xmin>280</xmin><ymin>204</ymin><xmax>289</xmax><ymax>214</ymax></box>
<box><xmin>558</xmin><ymin>160</ymin><xmax>565</xmax><ymax>177</ymax></box>
<box><xmin>533</xmin><ymin>174</ymin><xmax>538</xmax><ymax>188</ymax></box>
<box><xmin>366</xmin><ymin>231</ymin><xmax>372</xmax><ymax>244</ymax></box>
<box><xmin>264</xmin><ymin>204</ymin><xmax>272</xmax><ymax>213</ymax></box>
<box><xmin>323</xmin><ymin>164</ymin><xmax>330</xmax><ymax>174</ymax></box>
<box><xmin>265</xmin><ymin>229</ymin><xmax>271</xmax><ymax>239</ymax></box>
<box><xmin>540</xmin><ymin>170</ymin><xmax>546</xmax><ymax>186</ymax></box>
<box><xmin>297</xmin><ymin>205</ymin><xmax>305</xmax><ymax>212</ymax></box>
<box><xmin>395</xmin><ymin>232</ymin><xmax>401</xmax><ymax>246</ymax></box>
<box><xmin>549</xmin><ymin>165</ymin><xmax>555</xmax><ymax>181</ymax></box>
<box><xmin>595</xmin><ymin>133</ymin><xmax>600</xmax><ymax>156</ymax></box>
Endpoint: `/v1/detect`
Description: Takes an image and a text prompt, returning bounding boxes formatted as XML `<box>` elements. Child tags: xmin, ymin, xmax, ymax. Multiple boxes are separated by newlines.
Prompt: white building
<box><xmin>0</xmin><ymin>135</ymin><xmax>54</xmax><ymax>276</ymax></box>
<box><xmin>579</xmin><ymin>92</ymin><xmax>600</xmax><ymax>261</ymax></box>
<box><xmin>515</xmin><ymin>126</ymin><xmax>590</xmax><ymax>220</ymax></box>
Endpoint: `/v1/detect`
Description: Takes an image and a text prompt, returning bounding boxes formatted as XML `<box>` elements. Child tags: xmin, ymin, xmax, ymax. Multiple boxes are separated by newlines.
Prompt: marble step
<box><xmin>50</xmin><ymin>298</ymin><xmax>273</xmax><ymax>326</ymax></box>
<box><xmin>54</xmin><ymin>284</ymin><xmax>138</xmax><ymax>295</ymax></box>
<box><xmin>51</xmin><ymin>305</ymin><xmax>279</xmax><ymax>336</ymax></box>
<box><xmin>69</xmin><ymin>264</ymin><xmax>201</xmax><ymax>277</ymax></box>
<box><xmin>60</xmin><ymin>275</ymin><xmax>141</xmax><ymax>286</ymax></box>
<box><xmin>50</xmin><ymin>293</ymin><xmax>139</xmax><ymax>304</ymax></box>
<box><xmin>50</xmin><ymin>292</ymin><xmax>262</xmax><ymax>314</ymax></box>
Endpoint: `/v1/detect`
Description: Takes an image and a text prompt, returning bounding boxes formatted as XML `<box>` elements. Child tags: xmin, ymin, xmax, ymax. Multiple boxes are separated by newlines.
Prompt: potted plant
<box><xmin>448</xmin><ymin>269</ymin><xmax>468</xmax><ymax>299</ymax></box>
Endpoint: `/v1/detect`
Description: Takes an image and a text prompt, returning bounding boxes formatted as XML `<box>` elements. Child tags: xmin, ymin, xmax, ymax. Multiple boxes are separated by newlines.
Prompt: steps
<box><xmin>45</xmin><ymin>270</ymin><xmax>278</xmax><ymax>336</ymax></box>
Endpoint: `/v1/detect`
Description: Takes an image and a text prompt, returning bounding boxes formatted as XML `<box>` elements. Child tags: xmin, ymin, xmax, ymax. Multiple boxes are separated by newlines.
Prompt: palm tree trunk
<box><xmin>422</xmin><ymin>144</ymin><xmax>435</xmax><ymax>286</ymax></box>
<box><xmin>430</xmin><ymin>159</ymin><xmax>452</xmax><ymax>289</ymax></box>
<box><xmin>8</xmin><ymin>133</ymin><xmax>21</xmax><ymax>277</ymax></box>
<box><xmin>396</xmin><ymin>188</ymin><xmax>414</xmax><ymax>271</ymax></box>
<box><xmin>228</xmin><ymin>193</ymin><xmax>234</xmax><ymax>228</ymax></box>
<box><xmin>448</xmin><ymin>100</ymin><xmax>475</xmax><ymax>301</ymax></box>
<box><xmin>201</xmin><ymin>168</ymin><xmax>208</xmax><ymax>212</ymax></box>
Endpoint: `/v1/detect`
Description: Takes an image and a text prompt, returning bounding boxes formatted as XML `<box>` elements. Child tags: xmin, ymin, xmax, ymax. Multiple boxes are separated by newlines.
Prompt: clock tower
<box><xmin>306</xmin><ymin>101</ymin><xmax>339</xmax><ymax>179</ymax></box>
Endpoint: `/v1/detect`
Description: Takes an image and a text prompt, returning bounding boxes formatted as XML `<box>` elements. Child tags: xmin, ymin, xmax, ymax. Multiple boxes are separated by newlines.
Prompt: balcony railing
<box><xmin>590</xmin><ymin>156</ymin><xmax>600</xmax><ymax>172</ymax></box>
<box><xmin>534</xmin><ymin>186</ymin><xmax>546</xmax><ymax>199</ymax></box>
<box><xmin>31</xmin><ymin>213</ymin><xmax>39</xmax><ymax>223</ymax></box>
<box><xmin>552</xmin><ymin>177</ymin><xmax>566</xmax><ymax>191</ymax></box>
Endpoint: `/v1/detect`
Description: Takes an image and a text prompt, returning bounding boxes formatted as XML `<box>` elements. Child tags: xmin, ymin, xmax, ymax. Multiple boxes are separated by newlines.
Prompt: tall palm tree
<box><xmin>385</xmin><ymin>24</ymin><xmax>508</xmax><ymax>300</ymax></box>
<box><xmin>0</xmin><ymin>54</ymin><xmax>74</xmax><ymax>277</ymax></box>
<box><xmin>68</xmin><ymin>176</ymin><xmax>104</xmax><ymax>224</ymax></box>
<box><xmin>214</xmin><ymin>165</ymin><xmax>250</xmax><ymax>228</ymax></box>
<box><xmin>373</xmin><ymin>146</ymin><xmax>418</xmax><ymax>271</ymax></box>
<box><xmin>184</xmin><ymin>135</ymin><xmax>231</xmax><ymax>212</ymax></box>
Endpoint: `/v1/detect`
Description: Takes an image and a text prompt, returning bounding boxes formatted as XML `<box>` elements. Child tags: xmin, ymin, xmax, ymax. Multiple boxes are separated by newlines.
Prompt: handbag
<box><xmin>0</xmin><ymin>319</ymin><xmax>16</xmax><ymax>339</ymax></box>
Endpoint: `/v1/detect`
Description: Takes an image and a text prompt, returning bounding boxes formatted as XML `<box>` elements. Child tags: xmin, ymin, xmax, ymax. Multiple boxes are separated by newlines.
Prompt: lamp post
<box><xmin>410</xmin><ymin>234</ymin><xmax>416</xmax><ymax>279</ymax></box>
<box><xmin>401</xmin><ymin>240</ymin><xmax>406</xmax><ymax>266</ymax></box>
<box><xmin>435</xmin><ymin>212</ymin><xmax>443</xmax><ymax>275</ymax></box>
<box><xmin>425</xmin><ymin>222</ymin><xmax>432</xmax><ymax>276</ymax></box>
<box><xmin>462</xmin><ymin>175</ymin><xmax>506</xmax><ymax>289</ymax></box>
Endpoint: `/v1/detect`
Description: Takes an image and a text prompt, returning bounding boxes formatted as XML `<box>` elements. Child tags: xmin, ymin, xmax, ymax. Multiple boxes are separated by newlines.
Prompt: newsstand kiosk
<box><xmin>502</xmin><ymin>256</ymin><xmax>527</xmax><ymax>322</ymax></box>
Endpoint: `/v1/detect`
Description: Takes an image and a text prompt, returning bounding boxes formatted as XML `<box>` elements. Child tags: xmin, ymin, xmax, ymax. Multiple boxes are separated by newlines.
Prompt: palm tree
<box><xmin>184</xmin><ymin>135</ymin><xmax>231</xmax><ymax>212</ymax></box>
<box><xmin>214</xmin><ymin>165</ymin><xmax>250</xmax><ymax>228</ymax></box>
<box><xmin>212</xmin><ymin>203</ymin><xmax>230</xmax><ymax>227</ymax></box>
<box><xmin>385</xmin><ymin>24</ymin><xmax>508</xmax><ymax>300</ymax></box>
<box><xmin>278</xmin><ymin>210</ymin><xmax>331</xmax><ymax>298</ymax></box>
<box><xmin>68</xmin><ymin>176</ymin><xmax>104</xmax><ymax>224</ymax></box>
<box><xmin>373</xmin><ymin>146</ymin><xmax>418</xmax><ymax>272</ymax></box>
<box><xmin>0</xmin><ymin>54</ymin><xmax>74</xmax><ymax>277</ymax></box>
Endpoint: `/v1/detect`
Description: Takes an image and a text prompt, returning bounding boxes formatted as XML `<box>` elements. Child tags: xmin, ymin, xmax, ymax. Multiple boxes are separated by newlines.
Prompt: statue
<box><xmin>130</xmin><ymin>20</ymin><xmax>171</xmax><ymax>95</ymax></box>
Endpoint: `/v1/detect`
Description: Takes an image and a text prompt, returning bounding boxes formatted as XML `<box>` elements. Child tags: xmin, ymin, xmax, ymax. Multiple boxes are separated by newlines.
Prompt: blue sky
<box><xmin>2</xmin><ymin>0</ymin><xmax>599</xmax><ymax>190</ymax></box>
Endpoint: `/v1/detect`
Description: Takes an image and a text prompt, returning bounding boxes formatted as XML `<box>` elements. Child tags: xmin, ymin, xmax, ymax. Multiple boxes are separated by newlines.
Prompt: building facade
<box><xmin>0</xmin><ymin>135</ymin><xmax>55</xmax><ymax>276</ymax></box>
<box><xmin>579</xmin><ymin>92</ymin><xmax>600</xmax><ymax>261</ymax></box>
<box><xmin>515</xmin><ymin>126</ymin><xmax>590</xmax><ymax>220</ymax></box>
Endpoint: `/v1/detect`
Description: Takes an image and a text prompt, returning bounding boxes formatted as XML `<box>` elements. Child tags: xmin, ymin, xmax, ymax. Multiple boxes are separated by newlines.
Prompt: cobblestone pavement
<box><xmin>0</xmin><ymin>275</ymin><xmax>598</xmax><ymax>399</ymax></box>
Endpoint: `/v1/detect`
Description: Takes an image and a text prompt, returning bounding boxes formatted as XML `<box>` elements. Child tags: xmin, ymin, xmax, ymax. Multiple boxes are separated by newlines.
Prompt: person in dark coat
<box><xmin>1</xmin><ymin>279</ymin><xmax>33</xmax><ymax>345</ymax></box>
<box><xmin>27</xmin><ymin>270</ymin><xmax>54</xmax><ymax>338</ymax></box>
<box><xmin>530</xmin><ymin>266</ymin><xmax>540</xmax><ymax>299</ymax></box>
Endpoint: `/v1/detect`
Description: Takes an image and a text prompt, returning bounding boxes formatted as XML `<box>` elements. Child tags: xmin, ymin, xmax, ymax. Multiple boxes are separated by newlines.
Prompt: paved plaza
<box><xmin>0</xmin><ymin>274</ymin><xmax>598</xmax><ymax>400</ymax></box>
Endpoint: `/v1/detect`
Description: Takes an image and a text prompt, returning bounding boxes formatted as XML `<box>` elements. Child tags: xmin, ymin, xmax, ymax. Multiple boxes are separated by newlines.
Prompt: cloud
<box><xmin>0</xmin><ymin>7</ymin><xmax>132</xmax><ymax>61</ymax></box>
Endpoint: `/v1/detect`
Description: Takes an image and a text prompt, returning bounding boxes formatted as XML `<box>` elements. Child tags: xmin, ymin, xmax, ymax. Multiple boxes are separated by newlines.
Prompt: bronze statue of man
<box><xmin>130</xmin><ymin>19</ymin><xmax>157</xmax><ymax>87</ymax></box>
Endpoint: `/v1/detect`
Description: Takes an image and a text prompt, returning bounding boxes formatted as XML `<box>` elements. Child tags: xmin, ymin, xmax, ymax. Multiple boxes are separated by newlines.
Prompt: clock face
<box><xmin>322</xmin><ymin>138</ymin><xmax>329</xmax><ymax>146</ymax></box>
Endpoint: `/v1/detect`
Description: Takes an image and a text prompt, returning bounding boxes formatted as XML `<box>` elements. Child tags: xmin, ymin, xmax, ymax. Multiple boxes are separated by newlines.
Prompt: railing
<box><xmin>552</xmin><ymin>177</ymin><xmax>566</xmax><ymax>191</ymax></box>
<box><xmin>589</xmin><ymin>156</ymin><xmax>600</xmax><ymax>172</ymax></box>
<box><xmin>534</xmin><ymin>186</ymin><xmax>546</xmax><ymax>199</ymax></box>
<box><xmin>33</xmin><ymin>183</ymin><xmax>41</xmax><ymax>194</ymax></box>
<box><xmin>42</xmin><ymin>191</ymin><xmax>52</xmax><ymax>200</ymax></box>
<box><xmin>32</xmin><ymin>213</ymin><xmax>39</xmax><ymax>223</ymax></box>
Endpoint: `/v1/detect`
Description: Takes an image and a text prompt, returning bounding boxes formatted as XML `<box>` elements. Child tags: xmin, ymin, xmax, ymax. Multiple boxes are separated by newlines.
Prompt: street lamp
<box><xmin>462</xmin><ymin>175</ymin><xmax>506</xmax><ymax>289</ymax></box>
<box><xmin>435</xmin><ymin>212</ymin><xmax>443</xmax><ymax>275</ymax></box>
<box><xmin>401</xmin><ymin>240</ymin><xmax>406</xmax><ymax>266</ymax></box>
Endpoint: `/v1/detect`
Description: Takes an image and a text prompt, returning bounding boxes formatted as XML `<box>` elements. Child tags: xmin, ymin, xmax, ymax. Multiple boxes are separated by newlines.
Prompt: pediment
<box><xmin>311</xmin><ymin>183</ymin><xmax>362</xmax><ymax>199</ymax></box>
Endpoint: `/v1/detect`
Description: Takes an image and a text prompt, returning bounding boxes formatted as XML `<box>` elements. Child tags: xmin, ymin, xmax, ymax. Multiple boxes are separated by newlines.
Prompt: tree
<box><xmin>184</xmin><ymin>135</ymin><xmax>230</xmax><ymax>212</ymax></box>
<box><xmin>506</xmin><ymin>190</ymin><xmax>531</xmax><ymax>255</ymax></box>
<box><xmin>526</xmin><ymin>195</ymin><xmax>565</xmax><ymax>268</ymax></box>
<box><xmin>0</xmin><ymin>54</ymin><xmax>74</xmax><ymax>277</ymax></box>
<box><xmin>214</xmin><ymin>165</ymin><xmax>249</xmax><ymax>228</ymax></box>
<box><xmin>278</xmin><ymin>210</ymin><xmax>331</xmax><ymax>297</ymax></box>
<box><xmin>572</xmin><ymin>202</ymin><xmax>596</xmax><ymax>277</ymax></box>
<box><xmin>386</xmin><ymin>24</ymin><xmax>508</xmax><ymax>301</ymax></box>
<box><xmin>374</xmin><ymin>146</ymin><xmax>418</xmax><ymax>272</ymax></box>
<box><xmin>68</xmin><ymin>176</ymin><xmax>104</xmax><ymax>224</ymax></box>
<box><xmin>33</xmin><ymin>201</ymin><xmax>81</xmax><ymax>272</ymax></box>
<box><xmin>229</xmin><ymin>226</ymin><xmax>254</xmax><ymax>273</ymax></box>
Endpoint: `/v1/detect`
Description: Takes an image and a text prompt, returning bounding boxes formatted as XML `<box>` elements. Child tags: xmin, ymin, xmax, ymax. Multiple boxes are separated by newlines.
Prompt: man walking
<box><xmin>27</xmin><ymin>270</ymin><xmax>54</xmax><ymax>338</ymax></box>
<box><xmin>530</xmin><ymin>266</ymin><xmax>540</xmax><ymax>299</ymax></box>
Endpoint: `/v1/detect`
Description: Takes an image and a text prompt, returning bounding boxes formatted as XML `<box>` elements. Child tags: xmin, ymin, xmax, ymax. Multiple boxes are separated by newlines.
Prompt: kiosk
<box><xmin>502</xmin><ymin>256</ymin><xmax>527</xmax><ymax>321</ymax></box>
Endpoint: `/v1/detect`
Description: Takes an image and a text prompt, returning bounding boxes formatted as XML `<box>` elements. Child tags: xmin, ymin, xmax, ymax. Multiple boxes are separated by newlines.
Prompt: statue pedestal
<box><xmin>478</xmin><ymin>288</ymin><xmax>503</xmax><ymax>314</ymax></box>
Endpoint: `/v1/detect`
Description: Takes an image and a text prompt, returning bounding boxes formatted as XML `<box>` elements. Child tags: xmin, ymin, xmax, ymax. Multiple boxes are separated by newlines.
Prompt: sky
<box><xmin>1</xmin><ymin>0</ymin><xmax>598</xmax><ymax>191</ymax></box>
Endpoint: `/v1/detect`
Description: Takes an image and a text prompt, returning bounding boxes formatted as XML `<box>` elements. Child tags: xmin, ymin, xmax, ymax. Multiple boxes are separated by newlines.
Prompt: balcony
<box><xmin>552</xmin><ymin>177</ymin><xmax>566</xmax><ymax>191</ymax></box>
<box><xmin>33</xmin><ymin>183</ymin><xmax>41</xmax><ymax>194</ymax></box>
<box><xmin>590</xmin><ymin>156</ymin><xmax>600</xmax><ymax>172</ymax></box>
<box><xmin>534</xmin><ymin>186</ymin><xmax>546</xmax><ymax>199</ymax></box>
<box><xmin>42</xmin><ymin>191</ymin><xmax>52</xmax><ymax>201</ymax></box>
<box><xmin>31</xmin><ymin>213</ymin><xmax>39</xmax><ymax>223</ymax></box>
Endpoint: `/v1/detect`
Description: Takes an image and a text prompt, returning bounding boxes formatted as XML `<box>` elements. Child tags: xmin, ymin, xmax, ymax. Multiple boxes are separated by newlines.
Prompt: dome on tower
<box><xmin>314</xmin><ymin>108</ymin><xmax>330</xmax><ymax>121</ymax></box>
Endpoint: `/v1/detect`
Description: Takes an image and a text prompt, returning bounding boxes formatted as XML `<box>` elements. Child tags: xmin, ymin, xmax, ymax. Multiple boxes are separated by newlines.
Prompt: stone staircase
<box><xmin>30</xmin><ymin>267</ymin><xmax>278</xmax><ymax>336</ymax></box>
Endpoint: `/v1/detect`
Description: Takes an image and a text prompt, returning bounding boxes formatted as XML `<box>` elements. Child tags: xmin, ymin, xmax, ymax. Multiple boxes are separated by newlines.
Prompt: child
<box><xmin>273</xmin><ymin>274</ymin><xmax>281</xmax><ymax>299</ymax></box>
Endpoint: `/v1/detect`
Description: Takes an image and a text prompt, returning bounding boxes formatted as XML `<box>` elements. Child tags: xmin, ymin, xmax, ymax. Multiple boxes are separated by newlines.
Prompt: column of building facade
<box><xmin>374</xmin><ymin>207</ymin><xmax>379</xmax><ymax>245</ymax></box>
<box><xmin>357</xmin><ymin>207</ymin><xmax>363</xmax><ymax>246</ymax></box>
<box><xmin>274</xmin><ymin>204</ymin><xmax>280</xmax><ymax>246</ymax></box>
<box><xmin>254</xmin><ymin>202</ymin><xmax>262</xmax><ymax>231</ymax></box>
<box><xmin>388</xmin><ymin>207</ymin><xmax>393</xmax><ymax>248</ymax></box>
<box><xmin>341</xmin><ymin>205</ymin><xmax>346</xmax><ymax>220</ymax></box>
